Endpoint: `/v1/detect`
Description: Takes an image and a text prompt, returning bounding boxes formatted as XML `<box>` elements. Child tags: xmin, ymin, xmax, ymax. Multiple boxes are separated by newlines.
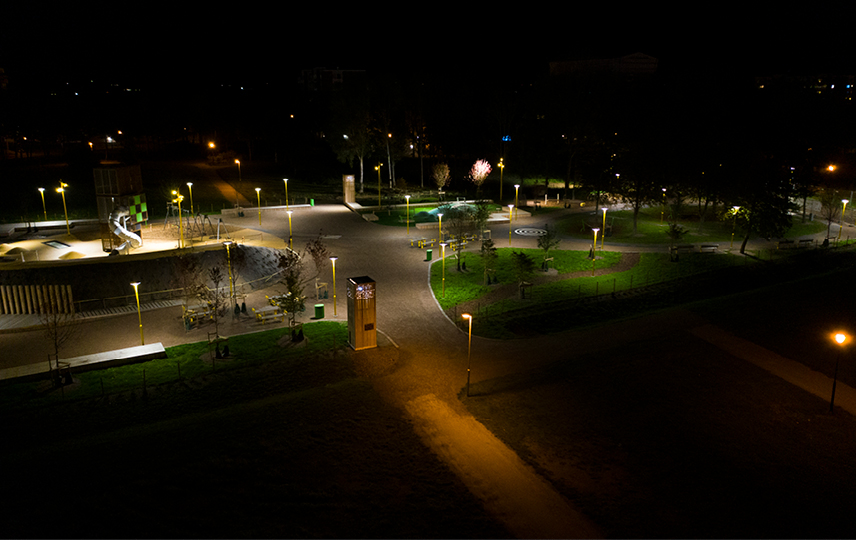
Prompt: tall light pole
<box><xmin>375</xmin><ymin>164</ymin><xmax>383</xmax><ymax>207</ymax></box>
<box><xmin>601</xmin><ymin>207</ymin><xmax>608</xmax><ymax>250</ymax></box>
<box><xmin>172</xmin><ymin>191</ymin><xmax>184</xmax><ymax>248</ymax></box>
<box><xmin>57</xmin><ymin>182</ymin><xmax>70</xmax><ymax>235</ymax></box>
<box><xmin>405</xmin><ymin>195</ymin><xmax>411</xmax><ymax>236</ymax></box>
<box><xmin>592</xmin><ymin>228</ymin><xmax>600</xmax><ymax>276</ymax></box>
<box><xmin>440</xmin><ymin>242</ymin><xmax>447</xmax><ymax>298</ymax></box>
<box><xmin>508</xmin><ymin>205</ymin><xmax>514</xmax><ymax>245</ymax></box>
<box><xmin>131</xmin><ymin>281</ymin><xmax>144</xmax><ymax>346</ymax></box>
<box><xmin>186</xmin><ymin>182</ymin><xmax>194</xmax><ymax>215</ymax></box>
<box><xmin>38</xmin><ymin>188</ymin><xmax>46</xmax><ymax>221</ymax></box>
<box><xmin>287</xmin><ymin>210</ymin><xmax>293</xmax><ymax>250</ymax></box>
<box><xmin>831</xmin><ymin>332</ymin><xmax>847</xmax><ymax>413</ymax></box>
<box><xmin>498</xmin><ymin>158</ymin><xmax>505</xmax><ymax>203</ymax></box>
<box><xmin>514</xmin><ymin>184</ymin><xmax>520</xmax><ymax>221</ymax></box>
<box><xmin>330</xmin><ymin>256</ymin><xmax>338</xmax><ymax>317</ymax></box>
<box><xmin>282</xmin><ymin>178</ymin><xmax>290</xmax><ymax>209</ymax></box>
<box><xmin>255</xmin><ymin>187</ymin><xmax>262</xmax><ymax>226</ymax></box>
<box><xmin>235</xmin><ymin>159</ymin><xmax>242</xmax><ymax>207</ymax></box>
<box><xmin>661</xmin><ymin>188</ymin><xmax>667</xmax><ymax>222</ymax></box>
<box><xmin>462</xmin><ymin>313</ymin><xmax>473</xmax><ymax>397</ymax></box>
<box><xmin>838</xmin><ymin>199</ymin><xmax>849</xmax><ymax>241</ymax></box>
<box><xmin>730</xmin><ymin>206</ymin><xmax>741</xmax><ymax>249</ymax></box>
<box><xmin>437</xmin><ymin>213</ymin><xmax>443</xmax><ymax>242</ymax></box>
<box><xmin>224</xmin><ymin>241</ymin><xmax>235</xmax><ymax>313</ymax></box>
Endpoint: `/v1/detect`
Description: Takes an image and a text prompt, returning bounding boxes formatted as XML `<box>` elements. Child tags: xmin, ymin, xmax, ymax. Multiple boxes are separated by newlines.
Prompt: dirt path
<box><xmin>452</xmin><ymin>251</ymin><xmax>641</xmax><ymax>318</ymax></box>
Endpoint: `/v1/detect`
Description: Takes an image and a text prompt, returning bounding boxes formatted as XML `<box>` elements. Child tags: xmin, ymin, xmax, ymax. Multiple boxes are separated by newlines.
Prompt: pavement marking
<box><xmin>691</xmin><ymin>324</ymin><xmax>856</xmax><ymax>416</ymax></box>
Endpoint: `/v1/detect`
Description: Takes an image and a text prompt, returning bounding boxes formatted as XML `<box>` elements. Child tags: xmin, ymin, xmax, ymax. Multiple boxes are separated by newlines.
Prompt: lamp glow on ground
<box><xmin>462</xmin><ymin>313</ymin><xmax>473</xmax><ymax>397</ymax></box>
<box><xmin>131</xmin><ymin>281</ymin><xmax>143</xmax><ymax>345</ymax></box>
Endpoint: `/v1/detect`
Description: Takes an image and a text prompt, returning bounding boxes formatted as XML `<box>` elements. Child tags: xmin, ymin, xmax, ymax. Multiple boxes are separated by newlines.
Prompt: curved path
<box><xmin>0</xmin><ymin>202</ymin><xmax>836</xmax><ymax>538</ymax></box>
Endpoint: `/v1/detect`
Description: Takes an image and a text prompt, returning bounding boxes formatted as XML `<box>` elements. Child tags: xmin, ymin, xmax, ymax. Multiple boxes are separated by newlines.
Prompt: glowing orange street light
<box><xmin>830</xmin><ymin>332</ymin><xmax>848</xmax><ymax>412</ymax></box>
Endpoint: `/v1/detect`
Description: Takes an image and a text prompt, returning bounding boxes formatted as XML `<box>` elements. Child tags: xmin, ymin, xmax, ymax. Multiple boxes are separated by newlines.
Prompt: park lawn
<box><xmin>430</xmin><ymin>248</ymin><xmax>622</xmax><ymax>311</ymax></box>
<box><xmin>0</xmin><ymin>321</ymin><xmax>350</xmax><ymax>407</ymax></box>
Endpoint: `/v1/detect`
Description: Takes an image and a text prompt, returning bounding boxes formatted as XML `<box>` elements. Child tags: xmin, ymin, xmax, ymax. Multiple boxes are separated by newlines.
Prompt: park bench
<box><xmin>777</xmin><ymin>239</ymin><xmax>795</xmax><ymax>249</ymax></box>
<box><xmin>258</xmin><ymin>312</ymin><xmax>284</xmax><ymax>324</ymax></box>
<box><xmin>670</xmin><ymin>244</ymin><xmax>694</xmax><ymax>254</ymax></box>
<box><xmin>700</xmin><ymin>244</ymin><xmax>719</xmax><ymax>253</ymax></box>
<box><xmin>798</xmin><ymin>239</ymin><xmax>813</xmax><ymax>248</ymax></box>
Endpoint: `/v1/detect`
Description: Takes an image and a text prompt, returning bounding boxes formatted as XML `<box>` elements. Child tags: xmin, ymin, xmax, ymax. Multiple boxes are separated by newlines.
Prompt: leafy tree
<box><xmin>510</xmin><ymin>251</ymin><xmax>536</xmax><ymax>298</ymax></box>
<box><xmin>479</xmin><ymin>239</ymin><xmax>497</xmax><ymax>285</ymax></box>
<box><xmin>731</xmin><ymin>157</ymin><xmax>797</xmax><ymax>254</ymax></box>
<box><xmin>469</xmin><ymin>159</ymin><xmax>492</xmax><ymax>193</ymax></box>
<box><xmin>666</xmin><ymin>223</ymin><xmax>689</xmax><ymax>261</ymax></box>
<box><xmin>274</xmin><ymin>236</ymin><xmax>329</xmax><ymax>328</ymax></box>
<box><xmin>537</xmin><ymin>224</ymin><xmax>561</xmax><ymax>269</ymax></box>
<box><xmin>472</xmin><ymin>200</ymin><xmax>493</xmax><ymax>240</ymax></box>
<box><xmin>819</xmin><ymin>188</ymin><xmax>844</xmax><ymax>238</ymax></box>
<box><xmin>432</xmin><ymin>163</ymin><xmax>451</xmax><ymax>191</ymax></box>
<box><xmin>201</xmin><ymin>266</ymin><xmax>230</xmax><ymax>338</ymax></box>
<box><xmin>440</xmin><ymin>204</ymin><xmax>476</xmax><ymax>271</ymax></box>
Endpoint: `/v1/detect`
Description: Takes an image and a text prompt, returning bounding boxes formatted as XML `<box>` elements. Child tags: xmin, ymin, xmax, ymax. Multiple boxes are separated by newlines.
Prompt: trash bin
<box><xmin>426</xmin><ymin>249</ymin><xmax>433</xmax><ymax>261</ymax></box>
<box><xmin>310</xmin><ymin>198</ymin><xmax>315</xmax><ymax>206</ymax></box>
<box><xmin>314</xmin><ymin>303</ymin><xmax>325</xmax><ymax>319</ymax></box>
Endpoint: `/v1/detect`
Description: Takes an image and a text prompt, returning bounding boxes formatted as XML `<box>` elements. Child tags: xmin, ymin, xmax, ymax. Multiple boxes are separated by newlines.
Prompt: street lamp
<box><xmin>437</xmin><ymin>213</ymin><xmax>444</xmax><ymax>242</ymax></box>
<box><xmin>186</xmin><ymin>182</ymin><xmax>194</xmax><ymax>215</ymax></box>
<box><xmin>830</xmin><ymin>332</ymin><xmax>847</xmax><ymax>413</ymax></box>
<box><xmin>375</xmin><ymin>164</ymin><xmax>383</xmax><ymax>207</ymax></box>
<box><xmin>38</xmin><ymin>188</ymin><xmax>46</xmax><ymax>221</ymax></box>
<box><xmin>405</xmin><ymin>195</ymin><xmax>411</xmax><ymax>236</ymax></box>
<box><xmin>224</xmin><ymin>241</ymin><xmax>235</xmax><ymax>313</ymax></box>
<box><xmin>601</xmin><ymin>207</ymin><xmax>608</xmax><ymax>250</ymax></box>
<box><xmin>287</xmin><ymin>210</ymin><xmax>293</xmax><ymax>250</ymax></box>
<box><xmin>730</xmin><ymin>206</ymin><xmax>741</xmax><ymax>249</ymax></box>
<box><xmin>330</xmin><ymin>256</ymin><xmax>338</xmax><ymax>317</ymax></box>
<box><xmin>661</xmin><ymin>188</ymin><xmax>667</xmax><ymax>222</ymax></box>
<box><xmin>592</xmin><ymin>228</ymin><xmax>600</xmax><ymax>276</ymax></box>
<box><xmin>498</xmin><ymin>158</ymin><xmax>505</xmax><ymax>202</ymax></box>
<box><xmin>255</xmin><ymin>187</ymin><xmax>262</xmax><ymax>226</ymax></box>
<box><xmin>440</xmin><ymin>242</ymin><xmax>447</xmax><ymax>298</ymax></box>
<box><xmin>130</xmin><ymin>281</ymin><xmax>144</xmax><ymax>345</ymax></box>
<box><xmin>172</xmin><ymin>191</ymin><xmax>184</xmax><ymax>248</ymax></box>
<box><xmin>838</xmin><ymin>199</ymin><xmax>849</xmax><ymax>241</ymax></box>
<box><xmin>56</xmin><ymin>182</ymin><xmax>70</xmax><ymax>235</ymax></box>
<box><xmin>462</xmin><ymin>313</ymin><xmax>473</xmax><ymax>397</ymax></box>
<box><xmin>508</xmin><ymin>204</ymin><xmax>514</xmax><ymax>245</ymax></box>
<box><xmin>514</xmin><ymin>184</ymin><xmax>520</xmax><ymax>221</ymax></box>
<box><xmin>283</xmin><ymin>178</ymin><xmax>289</xmax><ymax>210</ymax></box>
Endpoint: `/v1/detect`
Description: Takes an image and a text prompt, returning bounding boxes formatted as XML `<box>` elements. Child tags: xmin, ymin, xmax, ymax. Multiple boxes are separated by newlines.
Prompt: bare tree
<box><xmin>537</xmin><ymin>224</ymin><xmax>561</xmax><ymax>270</ymax></box>
<box><xmin>200</xmin><ymin>266</ymin><xmax>230</xmax><ymax>338</ymax></box>
<box><xmin>40</xmin><ymin>298</ymin><xmax>79</xmax><ymax>382</ymax></box>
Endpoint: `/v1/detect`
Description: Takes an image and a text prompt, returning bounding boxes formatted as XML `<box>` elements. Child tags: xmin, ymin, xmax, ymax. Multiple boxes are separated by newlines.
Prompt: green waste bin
<box><xmin>310</xmin><ymin>199</ymin><xmax>315</xmax><ymax>206</ymax></box>
<box><xmin>314</xmin><ymin>304</ymin><xmax>325</xmax><ymax>319</ymax></box>
<box><xmin>426</xmin><ymin>249</ymin><xmax>433</xmax><ymax>261</ymax></box>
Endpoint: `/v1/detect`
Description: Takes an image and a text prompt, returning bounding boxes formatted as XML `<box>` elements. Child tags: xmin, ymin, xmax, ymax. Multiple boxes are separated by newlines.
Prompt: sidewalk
<box><xmin>691</xmin><ymin>324</ymin><xmax>856</xmax><ymax>416</ymax></box>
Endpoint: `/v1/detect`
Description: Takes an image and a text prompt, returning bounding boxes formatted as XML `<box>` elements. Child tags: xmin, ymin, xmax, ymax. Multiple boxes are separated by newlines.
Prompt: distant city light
<box><xmin>502</xmin><ymin>135</ymin><xmax>511</xmax><ymax>142</ymax></box>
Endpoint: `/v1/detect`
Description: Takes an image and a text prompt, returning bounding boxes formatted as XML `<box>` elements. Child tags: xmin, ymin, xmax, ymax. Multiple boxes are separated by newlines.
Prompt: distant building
<box><xmin>549</xmin><ymin>52</ymin><xmax>658</xmax><ymax>78</ymax></box>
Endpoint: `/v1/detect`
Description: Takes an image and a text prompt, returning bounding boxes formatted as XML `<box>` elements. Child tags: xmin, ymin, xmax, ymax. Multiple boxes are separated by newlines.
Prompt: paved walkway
<box><xmin>0</xmin><ymin>201</ymin><xmax>845</xmax><ymax>538</ymax></box>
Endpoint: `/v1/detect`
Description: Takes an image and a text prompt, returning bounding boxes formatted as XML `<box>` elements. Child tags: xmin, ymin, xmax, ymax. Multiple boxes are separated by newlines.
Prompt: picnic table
<box><xmin>253</xmin><ymin>305</ymin><xmax>284</xmax><ymax>324</ymax></box>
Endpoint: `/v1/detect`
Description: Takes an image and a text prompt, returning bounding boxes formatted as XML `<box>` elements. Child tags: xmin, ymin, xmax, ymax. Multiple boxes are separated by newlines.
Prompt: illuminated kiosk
<box><xmin>343</xmin><ymin>174</ymin><xmax>356</xmax><ymax>205</ymax></box>
<box><xmin>347</xmin><ymin>276</ymin><xmax>376</xmax><ymax>350</ymax></box>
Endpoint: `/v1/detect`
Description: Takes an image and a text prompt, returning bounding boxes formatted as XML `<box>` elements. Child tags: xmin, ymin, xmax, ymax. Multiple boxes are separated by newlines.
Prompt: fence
<box><xmin>0</xmin><ymin>284</ymin><xmax>74</xmax><ymax>314</ymax></box>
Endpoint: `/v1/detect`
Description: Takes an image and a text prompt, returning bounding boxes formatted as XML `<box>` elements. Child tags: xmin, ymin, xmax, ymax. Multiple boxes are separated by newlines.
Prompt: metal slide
<box><xmin>109</xmin><ymin>205</ymin><xmax>142</xmax><ymax>252</ymax></box>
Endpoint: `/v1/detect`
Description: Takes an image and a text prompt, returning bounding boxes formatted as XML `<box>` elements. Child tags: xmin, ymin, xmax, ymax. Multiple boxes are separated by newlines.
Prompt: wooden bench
<box><xmin>671</xmin><ymin>244</ymin><xmax>695</xmax><ymax>254</ymax></box>
<box><xmin>700</xmin><ymin>244</ymin><xmax>719</xmax><ymax>253</ymax></box>
<box><xmin>798</xmin><ymin>239</ymin><xmax>813</xmax><ymax>248</ymax></box>
<box><xmin>258</xmin><ymin>312</ymin><xmax>284</xmax><ymax>324</ymax></box>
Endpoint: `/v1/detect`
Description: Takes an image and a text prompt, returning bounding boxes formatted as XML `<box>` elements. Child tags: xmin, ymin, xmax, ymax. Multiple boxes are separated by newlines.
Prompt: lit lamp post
<box><xmin>661</xmin><ymin>188</ymin><xmax>667</xmax><ymax>222</ymax></box>
<box><xmin>38</xmin><ymin>188</ymin><xmax>46</xmax><ymax>221</ymax></box>
<box><xmin>330</xmin><ymin>256</ymin><xmax>338</xmax><ymax>317</ymax></box>
<box><xmin>57</xmin><ymin>182</ymin><xmax>70</xmax><ymax>235</ymax></box>
<box><xmin>130</xmin><ymin>281</ymin><xmax>144</xmax><ymax>345</ymax></box>
<box><xmin>838</xmin><ymin>199</ymin><xmax>849</xmax><ymax>241</ymax></box>
<box><xmin>592</xmin><ymin>228</ymin><xmax>600</xmax><ymax>276</ymax></box>
<box><xmin>375</xmin><ymin>164</ymin><xmax>383</xmax><ymax>207</ymax></box>
<box><xmin>440</xmin><ymin>242</ymin><xmax>447</xmax><ymax>298</ymax></box>
<box><xmin>437</xmin><ymin>212</ymin><xmax>443</xmax><ymax>242</ymax></box>
<box><xmin>514</xmin><ymin>184</ymin><xmax>520</xmax><ymax>221</ymax></box>
<box><xmin>255</xmin><ymin>187</ymin><xmax>262</xmax><ymax>226</ymax></box>
<box><xmin>462</xmin><ymin>313</ymin><xmax>473</xmax><ymax>397</ymax></box>
<box><xmin>830</xmin><ymin>332</ymin><xmax>847</xmax><ymax>413</ymax></box>
<box><xmin>287</xmin><ymin>210</ymin><xmax>293</xmax><ymax>250</ymax></box>
<box><xmin>508</xmin><ymin>204</ymin><xmax>514</xmax><ymax>245</ymax></box>
<box><xmin>283</xmin><ymin>178</ymin><xmax>289</xmax><ymax>209</ymax></box>
<box><xmin>235</xmin><ymin>159</ymin><xmax>242</xmax><ymax>207</ymax></box>
<box><xmin>498</xmin><ymin>158</ymin><xmax>505</xmax><ymax>202</ymax></box>
<box><xmin>172</xmin><ymin>191</ymin><xmax>184</xmax><ymax>248</ymax></box>
<box><xmin>601</xmin><ymin>207</ymin><xmax>608</xmax><ymax>250</ymax></box>
<box><xmin>405</xmin><ymin>195</ymin><xmax>411</xmax><ymax>236</ymax></box>
<box><xmin>730</xmin><ymin>206</ymin><xmax>741</xmax><ymax>249</ymax></box>
<box><xmin>224</xmin><ymin>241</ymin><xmax>235</xmax><ymax>313</ymax></box>
<box><xmin>186</xmin><ymin>182</ymin><xmax>194</xmax><ymax>215</ymax></box>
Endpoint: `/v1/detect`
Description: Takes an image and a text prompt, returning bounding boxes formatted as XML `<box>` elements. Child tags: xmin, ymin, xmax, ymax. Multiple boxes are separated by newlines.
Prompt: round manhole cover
<box><xmin>514</xmin><ymin>228</ymin><xmax>547</xmax><ymax>237</ymax></box>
